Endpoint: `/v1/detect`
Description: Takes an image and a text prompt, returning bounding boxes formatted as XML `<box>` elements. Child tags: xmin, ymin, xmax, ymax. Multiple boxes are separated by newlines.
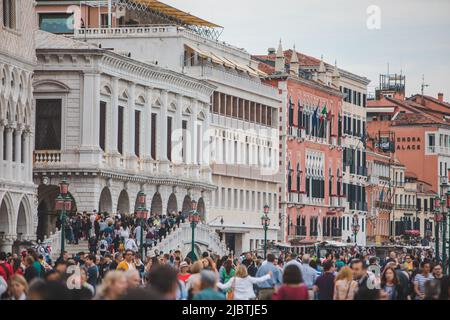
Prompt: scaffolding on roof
<box><xmin>116</xmin><ymin>0</ymin><xmax>223</xmax><ymax>40</ymax></box>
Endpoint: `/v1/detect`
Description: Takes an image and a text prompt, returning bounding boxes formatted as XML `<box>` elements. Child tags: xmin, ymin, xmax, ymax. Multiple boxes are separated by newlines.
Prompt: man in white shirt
<box><xmin>125</xmin><ymin>236</ymin><xmax>138</xmax><ymax>253</ymax></box>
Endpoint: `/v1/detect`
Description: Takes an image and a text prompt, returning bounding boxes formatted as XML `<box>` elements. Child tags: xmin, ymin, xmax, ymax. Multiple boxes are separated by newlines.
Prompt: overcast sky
<box><xmin>165</xmin><ymin>0</ymin><xmax>450</xmax><ymax>99</ymax></box>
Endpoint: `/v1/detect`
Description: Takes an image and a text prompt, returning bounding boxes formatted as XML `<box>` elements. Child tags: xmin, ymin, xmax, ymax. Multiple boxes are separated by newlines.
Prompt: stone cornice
<box><xmin>35</xmin><ymin>48</ymin><xmax>216</xmax><ymax>103</ymax></box>
<box><xmin>264</xmin><ymin>73</ymin><xmax>343</xmax><ymax>98</ymax></box>
<box><xmin>33</xmin><ymin>168</ymin><xmax>217</xmax><ymax>191</ymax></box>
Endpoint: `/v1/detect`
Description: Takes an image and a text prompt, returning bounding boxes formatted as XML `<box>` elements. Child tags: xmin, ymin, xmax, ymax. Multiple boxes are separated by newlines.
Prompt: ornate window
<box><xmin>2</xmin><ymin>0</ymin><xmax>16</xmax><ymax>29</ymax></box>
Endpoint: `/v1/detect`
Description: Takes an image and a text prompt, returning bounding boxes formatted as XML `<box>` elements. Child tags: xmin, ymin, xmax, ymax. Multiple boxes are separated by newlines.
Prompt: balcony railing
<box><xmin>357</xmin><ymin>166</ymin><xmax>368</xmax><ymax>176</ymax></box>
<box><xmin>375</xmin><ymin>200</ymin><xmax>393</xmax><ymax>210</ymax></box>
<box><xmin>288</xmin><ymin>225</ymin><xmax>307</xmax><ymax>239</ymax></box>
<box><xmin>394</xmin><ymin>204</ymin><xmax>417</xmax><ymax>211</ymax></box>
<box><xmin>288</xmin><ymin>192</ymin><xmax>307</xmax><ymax>205</ymax></box>
<box><xmin>34</xmin><ymin>150</ymin><xmax>61</xmax><ymax>164</ymax></box>
<box><xmin>330</xmin><ymin>195</ymin><xmax>343</xmax><ymax>208</ymax></box>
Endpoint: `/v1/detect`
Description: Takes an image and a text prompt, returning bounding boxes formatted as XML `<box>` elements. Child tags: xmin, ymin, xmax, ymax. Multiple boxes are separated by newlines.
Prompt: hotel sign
<box><xmin>396</xmin><ymin>136</ymin><xmax>421</xmax><ymax>151</ymax></box>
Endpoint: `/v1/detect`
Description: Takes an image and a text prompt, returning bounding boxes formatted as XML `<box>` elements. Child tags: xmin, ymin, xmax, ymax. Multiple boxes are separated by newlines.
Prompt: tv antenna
<box><xmin>421</xmin><ymin>74</ymin><xmax>429</xmax><ymax>97</ymax></box>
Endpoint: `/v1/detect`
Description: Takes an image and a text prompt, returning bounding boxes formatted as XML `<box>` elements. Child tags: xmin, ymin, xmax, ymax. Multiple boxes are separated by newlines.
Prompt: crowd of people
<box><xmin>1</xmin><ymin>237</ymin><xmax>449</xmax><ymax>300</ymax></box>
<box><xmin>58</xmin><ymin>210</ymin><xmax>186</xmax><ymax>255</ymax></box>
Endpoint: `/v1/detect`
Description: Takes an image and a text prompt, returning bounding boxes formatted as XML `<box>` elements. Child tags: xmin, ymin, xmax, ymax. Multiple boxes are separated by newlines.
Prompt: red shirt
<box><xmin>178</xmin><ymin>273</ymin><xmax>191</xmax><ymax>283</ymax></box>
<box><xmin>0</xmin><ymin>262</ymin><xmax>14</xmax><ymax>282</ymax></box>
<box><xmin>272</xmin><ymin>284</ymin><xmax>309</xmax><ymax>300</ymax></box>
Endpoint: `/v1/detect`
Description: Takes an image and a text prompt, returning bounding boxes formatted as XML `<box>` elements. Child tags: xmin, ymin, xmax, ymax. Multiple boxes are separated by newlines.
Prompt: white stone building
<box><xmin>63</xmin><ymin>4</ymin><xmax>281</xmax><ymax>255</ymax></box>
<box><xmin>0</xmin><ymin>0</ymin><xmax>37</xmax><ymax>252</ymax></box>
<box><xmin>33</xmin><ymin>31</ymin><xmax>216</xmax><ymax>240</ymax></box>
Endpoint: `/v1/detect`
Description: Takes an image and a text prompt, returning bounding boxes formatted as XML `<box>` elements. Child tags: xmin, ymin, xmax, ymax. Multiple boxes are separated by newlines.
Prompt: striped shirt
<box><xmin>414</xmin><ymin>273</ymin><xmax>434</xmax><ymax>299</ymax></box>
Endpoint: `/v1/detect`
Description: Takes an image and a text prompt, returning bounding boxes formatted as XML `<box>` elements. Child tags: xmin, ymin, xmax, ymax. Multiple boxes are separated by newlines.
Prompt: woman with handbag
<box><xmin>217</xmin><ymin>264</ymin><xmax>272</xmax><ymax>300</ymax></box>
<box><xmin>333</xmin><ymin>266</ymin><xmax>357</xmax><ymax>300</ymax></box>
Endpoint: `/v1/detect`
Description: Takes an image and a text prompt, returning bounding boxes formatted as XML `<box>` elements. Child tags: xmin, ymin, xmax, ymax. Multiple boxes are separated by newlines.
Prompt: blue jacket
<box><xmin>255</xmin><ymin>262</ymin><xmax>282</xmax><ymax>289</ymax></box>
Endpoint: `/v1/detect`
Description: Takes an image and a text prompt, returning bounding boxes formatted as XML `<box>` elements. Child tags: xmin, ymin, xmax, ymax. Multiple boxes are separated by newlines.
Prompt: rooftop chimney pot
<box><xmin>438</xmin><ymin>92</ymin><xmax>444</xmax><ymax>102</ymax></box>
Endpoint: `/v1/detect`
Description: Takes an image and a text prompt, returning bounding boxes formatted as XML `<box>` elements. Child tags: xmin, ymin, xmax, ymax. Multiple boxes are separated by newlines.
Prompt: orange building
<box><xmin>255</xmin><ymin>42</ymin><xmax>345</xmax><ymax>249</ymax></box>
<box><xmin>367</xmin><ymin>74</ymin><xmax>447</xmax><ymax>238</ymax></box>
<box><xmin>366</xmin><ymin>143</ymin><xmax>393</xmax><ymax>245</ymax></box>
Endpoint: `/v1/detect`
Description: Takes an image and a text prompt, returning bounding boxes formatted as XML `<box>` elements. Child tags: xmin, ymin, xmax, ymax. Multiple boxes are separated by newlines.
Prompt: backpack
<box><xmin>99</xmin><ymin>240</ymin><xmax>108</xmax><ymax>251</ymax></box>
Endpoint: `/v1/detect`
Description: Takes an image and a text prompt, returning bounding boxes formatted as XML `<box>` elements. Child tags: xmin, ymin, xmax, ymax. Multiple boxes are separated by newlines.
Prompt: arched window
<box><xmin>288</xmin><ymin>97</ymin><xmax>294</xmax><ymax>126</ymax></box>
<box><xmin>296</xmin><ymin>162</ymin><xmax>301</xmax><ymax>192</ymax></box>
<box><xmin>287</xmin><ymin>161</ymin><xmax>292</xmax><ymax>192</ymax></box>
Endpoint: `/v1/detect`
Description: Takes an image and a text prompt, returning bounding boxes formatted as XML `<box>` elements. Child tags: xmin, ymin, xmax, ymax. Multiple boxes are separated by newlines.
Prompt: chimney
<box><xmin>332</xmin><ymin>60</ymin><xmax>340</xmax><ymax>87</ymax></box>
<box><xmin>317</xmin><ymin>55</ymin><xmax>326</xmax><ymax>83</ymax></box>
<box><xmin>268</xmin><ymin>48</ymin><xmax>276</xmax><ymax>55</ymax></box>
<box><xmin>438</xmin><ymin>92</ymin><xmax>444</xmax><ymax>102</ymax></box>
<box><xmin>275</xmin><ymin>39</ymin><xmax>285</xmax><ymax>73</ymax></box>
<box><xmin>289</xmin><ymin>45</ymin><xmax>299</xmax><ymax>76</ymax></box>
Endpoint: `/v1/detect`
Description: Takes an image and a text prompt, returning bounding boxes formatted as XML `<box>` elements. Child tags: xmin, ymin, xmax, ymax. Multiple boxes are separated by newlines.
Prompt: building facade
<box><xmin>255</xmin><ymin>43</ymin><xmax>345</xmax><ymax>250</ymax></box>
<box><xmin>35</xmin><ymin>0</ymin><xmax>280</xmax><ymax>255</ymax></box>
<box><xmin>254</xmin><ymin>44</ymin><xmax>369</xmax><ymax>246</ymax></box>
<box><xmin>33</xmin><ymin>30</ymin><xmax>216</xmax><ymax>240</ymax></box>
<box><xmin>0</xmin><ymin>0</ymin><xmax>37</xmax><ymax>251</ymax></box>
<box><xmin>366</xmin><ymin>146</ymin><xmax>393</xmax><ymax>245</ymax></box>
<box><xmin>367</xmin><ymin>73</ymin><xmax>449</xmax><ymax>244</ymax></box>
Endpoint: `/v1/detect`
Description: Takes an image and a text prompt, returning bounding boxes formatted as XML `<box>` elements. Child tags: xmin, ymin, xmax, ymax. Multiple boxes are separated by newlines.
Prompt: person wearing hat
<box><xmin>178</xmin><ymin>261</ymin><xmax>191</xmax><ymax>283</ymax></box>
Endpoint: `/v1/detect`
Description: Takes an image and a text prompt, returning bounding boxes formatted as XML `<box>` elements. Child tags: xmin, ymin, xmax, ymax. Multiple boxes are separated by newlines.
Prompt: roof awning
<box><xmin>132</xmin><ymin>0</ymin><xmax>221</xmax><ymax>28</ymax></box>
<box><xmin>209</xmin><ymin>52</ymin><xmax>235</xmax><ymax>68</ymax></box>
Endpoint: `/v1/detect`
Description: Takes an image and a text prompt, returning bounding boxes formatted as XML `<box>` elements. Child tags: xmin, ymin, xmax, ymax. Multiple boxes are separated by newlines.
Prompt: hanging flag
<box><xmin>320</xmin><ymin>105</ymin><xmax>327</xmax><ymax>120</ymax></box>
<box><xmin>327</xmin><ymin>109</ymin><xmax>332</xmax><ymax>121</ymax></box>
<box><xmin>312</xmin><ymin>106</ymin><xmax>318</xmax><ymax>129</ymax></box>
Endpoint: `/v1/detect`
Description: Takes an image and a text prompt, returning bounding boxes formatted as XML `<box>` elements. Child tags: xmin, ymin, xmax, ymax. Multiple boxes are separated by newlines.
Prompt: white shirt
<box><xmin>217</xmin><ymin>274</ymin><xmax>271</xmax><ymax>300</ymax></box>
<box><xmin>125</xmin><ymin>238</ymin><xmax>138</xmax><ymax>252</ymax></box>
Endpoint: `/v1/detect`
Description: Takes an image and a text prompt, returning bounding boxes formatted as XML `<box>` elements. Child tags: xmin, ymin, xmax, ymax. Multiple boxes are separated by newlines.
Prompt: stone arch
<box><xmin>120</xmin><ymin>89</ymin><xmax>129</xmax><ymax>101</ymax></box>
<box><xmin>152</xmin><ymin>97</ymin><xmax>162</xmax><ymax>108</ymax></box>
<box><xmin>33</xmin><ymin>79</ymin><xmax>70</xmax><ymax>94</ymax></box>
<box><xmin>17</xmin><ymin>195</ymin><xmax>33</xmax><ymax>237</ymax></box>
<box><xmin>36</xmin><ymin>200</ymin><xmax>48</xmax><ymax>241</ymax></box>
<box><xmin>150</xmin><ymin>192</ymin><xmax>163</xmax><ymax>216</ymax></box>
<box><xmin>197</xmin><ymin>197</ymin><xmax>206</xmax><ymax>221</ymax></box>
<box><xmin>167</xmin><ymin>193</ymin><xmax>178</xmax><ymax>215</ymax></box>
<box><xmin>197</xmin><ymin>111</ymin><xmax>206</xmax><ymax>121</ymax></box>
<box><xmin>101</xmin><ymin>84</ymin><xmax>112</xmax><ymax>96</ymax></box>
<box><xmin>136</xmin><ymin>95</ymin><xmax>146</xmax><ymax>105</ymax></box>
<box><xmin>16</xmin><ymin>202</ymin><xmax>27</xmax><ymax>239</ymax></box>
<box><xmin>168</xmin><ymin>101</ymin><xmax>177</xmax><ymax>112</ymax></box>
<box><xmin>0</xmin><ymin>192</ymin><xmax>14</xmax><ymax>235</ymax></box>
<box><xmin>99</xmin><ymin>187</ymin><xmax>113</xmax><ymax>213</ymax></box>
<box><xmin>182</xmin><ymin>195</ymin><xmax>192</xmax><ymax>215</ymax></box>
<box><xmin>37</xmin><ymin>184</ymin><xmax>78</xmax><ymax>240</ymax></box>
<box><xmin>117</xmin><ymin>190</ymin><xmax>130</xmax><ymax>214</ymax></box>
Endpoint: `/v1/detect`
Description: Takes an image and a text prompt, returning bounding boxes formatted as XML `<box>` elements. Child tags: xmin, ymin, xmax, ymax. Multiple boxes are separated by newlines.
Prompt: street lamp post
<box><xmin>351</xmin><ymin>214</ymin><xmax>360</xmax><ymax>245</ymax></box>
<box><xmin>261</xmin><ymin>204</ymin><xmax>270</xmax><ymax>260</ymax></box>
<box><xmin>187</xmin><ymin>199</ymin><xmax>200</xmax><ymax>262</ymax></box>
<box><xmin>444</xmin><ymin>191</ymin><xmax>450</xmax><ymax>275</ymax></box>
<box><xmin>434</xmin><ymin>196</ymin><xmax>441</xmax><ymax>262</ymax></box>
<box><xmin>136</xmin><ymin>191</ymin><xmax>148</xmax><ymax>258</ymax></box>
<box><xmin>55</xmin><ymin>179</ymin><xmax>72</xmax><ymax>259</ymax></box>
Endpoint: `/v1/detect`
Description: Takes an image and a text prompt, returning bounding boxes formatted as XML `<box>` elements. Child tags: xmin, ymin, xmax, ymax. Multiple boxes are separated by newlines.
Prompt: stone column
<box><xmin>174</xmin><ymin>94</ymin><xmax>183</xmax><ymax>165</ymax></box>
<box><xmin>108</xmin><ymin>77</ymin><xmax>120</xmax><ymax>167</ymax></box>
<box><xmin>127</xmin><ymin>82</ymin><xmax>137</xmax><ymax>170</ymax></box>
<box><xmin>22</xmin><ymin>129</ymin><xmax>31</xmax><ymax>183</ymax></box>
<box><xmin>80</xmin><ymin>72</ymin><xmax>102</xmax><ymax>164</ymax></box>
<box><xmin>0</xmin><ymin>120</ymin><xmax>5</xmax><ymax>179</ymax></box>
<box><xmin>189</xmin><ymin>101</ymin><xmax>198</xmax><ymax>165</ymax></box>
<box><xmin>5</xmin><ymin>123</ymin><xmax>14</xmax><ymax>181</ymax></box>
<box><xmin>143</xmin><ymin>87</ymin><xmax>154</xmax><ymax>172</ymax></box>
<box><xmin>159</xmin><ymin>90</ymin><xmax>170</xmax><ymax>174</ymax></box>
<box><xmin>159</xmin><ymin>90</ymin><xmax>169</xmax><ymax>161</ymax></box>
<box><xmin>14</xmin><ymin>126</ymin><xmax>23</xmax><ymax>181</ymax></box>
